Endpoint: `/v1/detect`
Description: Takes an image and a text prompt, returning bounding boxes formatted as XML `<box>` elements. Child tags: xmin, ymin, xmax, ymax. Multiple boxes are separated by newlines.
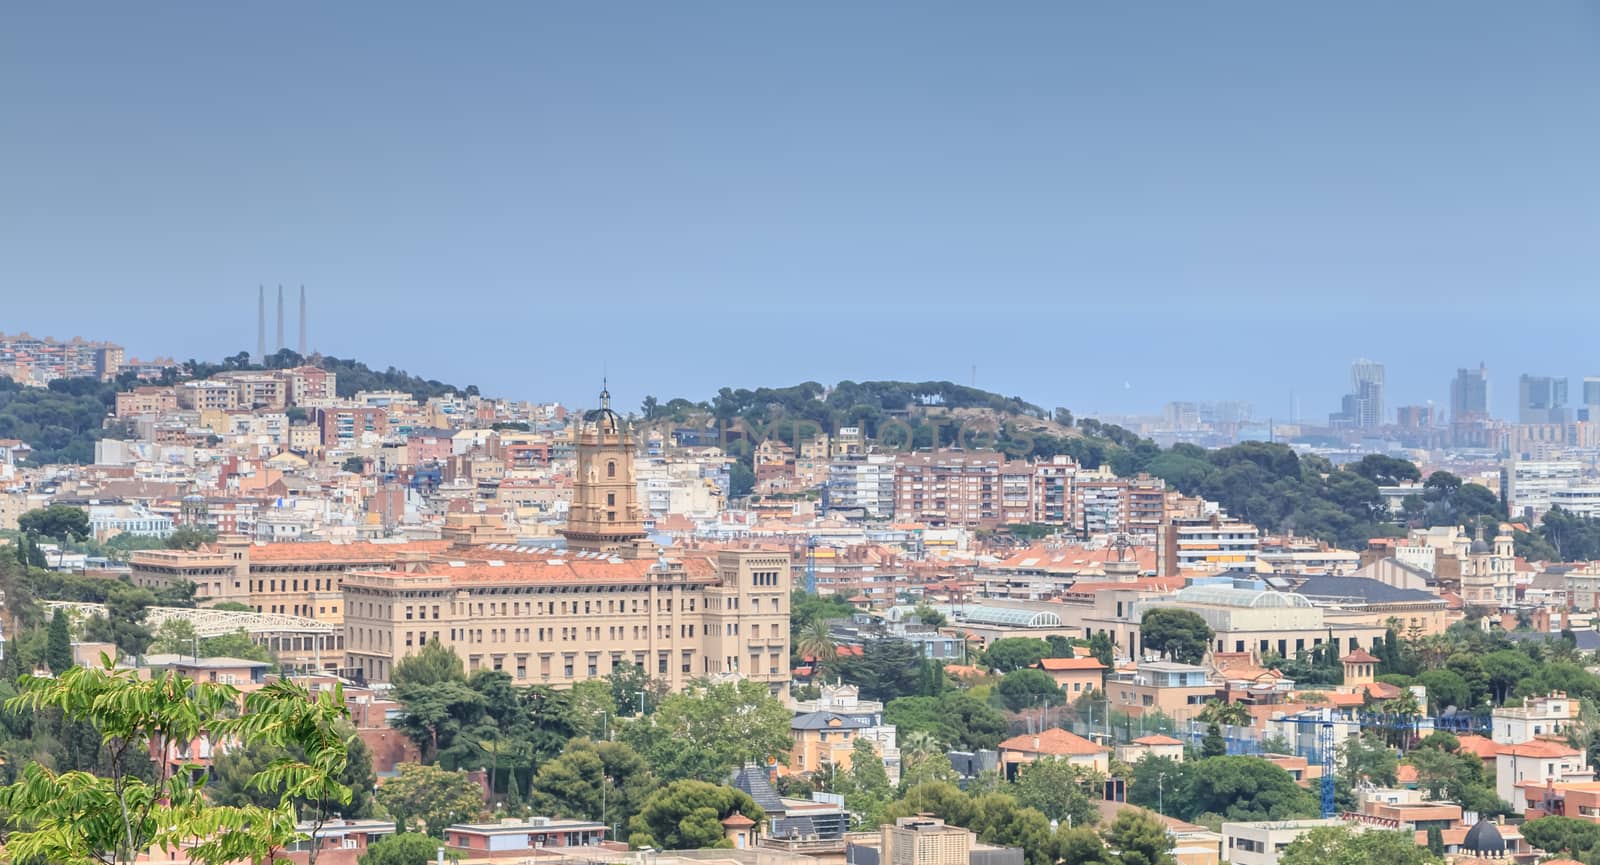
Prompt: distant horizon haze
<box><xmin>4</xmin><ymin>4</ymin><xmax>1597</xmax><ymax>423</ymax></box>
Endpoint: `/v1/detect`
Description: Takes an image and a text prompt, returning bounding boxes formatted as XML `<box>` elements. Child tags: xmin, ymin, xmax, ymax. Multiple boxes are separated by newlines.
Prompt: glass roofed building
<box><xmin>1076</xmin><ymin>575</ymin><xmax>1390</xmax><ymax>670</ymax></box>
<box><xmin>943</xmin><ymin>603</ymin><xmax>1076</xmax><ymax>645</ymax></box>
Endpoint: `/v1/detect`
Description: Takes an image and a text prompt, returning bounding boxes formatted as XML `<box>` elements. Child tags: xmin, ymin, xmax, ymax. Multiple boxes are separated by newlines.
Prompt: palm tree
<box><xmin>1197</xmin><ymin>699</ymin><xmax>1251</xmax><ymax>728</ymax></box>
<box><xmin>796</xmin><ymin>619</ymin><xmax>837</xmax><ymax>666</ymax></box>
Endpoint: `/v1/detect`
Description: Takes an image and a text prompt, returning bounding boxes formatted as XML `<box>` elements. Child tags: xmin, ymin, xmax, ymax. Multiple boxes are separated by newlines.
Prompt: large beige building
<box><xmin>342</xmin><ymin>387</ymin><xmax>792</xmax><ymax>691</ymax></box>
<box><xmin>341</xmin><ymin>546</ymin><xmax>791</xmax><ymax>691</ymax></box>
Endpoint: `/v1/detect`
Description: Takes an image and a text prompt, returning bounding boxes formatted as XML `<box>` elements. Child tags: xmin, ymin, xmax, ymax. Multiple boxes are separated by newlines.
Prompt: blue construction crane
<box><xmin>806</xmin><ymin>535</ymin><xmax>818</xmax><ymax>594</ymax></box>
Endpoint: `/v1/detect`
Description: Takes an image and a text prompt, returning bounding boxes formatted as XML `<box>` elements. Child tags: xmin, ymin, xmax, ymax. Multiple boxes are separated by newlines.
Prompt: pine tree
<box><xmin>47</xmin><ymin>608</ymin><xmax>73</xmax><ymax>674</ymax></box>
<box><xmin>1201</xmin><ymin>722</ymin><xmax>1227</xmax><ymax>758</ymax></box>
<box><xmin>1426</xmin><ymin>825</ymin><xmax>1444</xmax><ymax>855</ymax></box>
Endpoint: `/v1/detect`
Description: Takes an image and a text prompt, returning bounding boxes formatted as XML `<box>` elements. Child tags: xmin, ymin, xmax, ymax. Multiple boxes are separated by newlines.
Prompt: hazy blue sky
<box><xmin>4</xmin><ymin>3</ymin><xmax>1598</xmax><ymax>420</ymax></box>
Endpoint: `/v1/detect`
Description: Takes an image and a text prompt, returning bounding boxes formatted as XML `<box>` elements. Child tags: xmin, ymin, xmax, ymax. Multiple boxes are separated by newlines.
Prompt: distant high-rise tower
<box><xmin>298</xmin><ymin>285</ymin><xmax>307</xmax><ymax>356</ymax></box>
<box><xmin>257</xmin><ymin>286</ymin><xmax>266</xmax><ymax>363</ymax></box>
<box><xmin>1451</xmin><ymin>364</ymin><xmax>1491</xmax><ymax>422</ymax></box>
<box><xmin>1584</xmin><ymin>377</ymin><xmax>1600</xmax><ymax>422</ymax></box>
<box><xmin>1350</xmin><ymin>359</ymin><xmax>1385</xmax><ymax>428</ymax></box>
<box><xmin>276</xmin><ymin>285</ymin><xmax>285</xmax><ymax>353</ymax></box>
<box><xmin>1519</xmin><ymin>374</ymin><xmax>1569</xmax><ymax>424</ymax></box>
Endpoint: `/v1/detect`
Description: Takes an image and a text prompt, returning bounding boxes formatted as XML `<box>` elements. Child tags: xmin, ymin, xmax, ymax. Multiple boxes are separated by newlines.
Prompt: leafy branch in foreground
<box><xmin>0</xmin><ymin>657</ymin><xmax>351</xmax><ymax>865</ymax></box>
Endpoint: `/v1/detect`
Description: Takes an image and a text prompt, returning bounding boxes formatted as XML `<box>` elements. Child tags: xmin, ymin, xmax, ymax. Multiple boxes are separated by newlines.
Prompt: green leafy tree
<box><xmin>1279</xmin><ymin>825</ymin><xmax>1442</xmax><ymax>865</ymax></box>
<box><xmin>80</xmin><ymin>582</ymin><xmax>157</xmax><ymax>657</ymax></box>
<box><xmin>968</xmin><ymin>793</ymin><xmax>1055</xmax><ymax>865</ymax></box>
<box><xmin>622</xmin><ymin>678</ymin><xmax>792</xmax><ymax>781</ymax></box>
<box><xmin>1088</xmin><ymin>632</ymin><xmax>1115</xmax><ymax>668</ymax></box>
<box><xmin>842</xmin><ymin>737</ymin><xmax>893</xmax><ymax>829</ymax></box>
<box><xmin>1426</xmin><ymin>825</ymin><xmax>1444</xmax><ymax>855</ymax></box>
<box><xmin>899</xmin><ymin>731</ymin><xmax>960</xmax><ymax>790</ymax></box>
<box><xmin>1339</xmin><ymin>734</ymin><xmax>1399</xmax><ymax>788</ymax></box>
<box><xmin>165</xmin><ymin>526</ymin><xmax>218</xmax><ymax>551</ymax></box>
<box><xmin>0</xmin><ymin>660</ymin><xmax>353</xmax><ymax>865</ymax></box>
<box><xmin>996</xmin><ymin>668</ymin><xmax>1062</xmax><ymax>712</ymax></box>
<box><xmin>1139</xmin><ymin>609</ymin><xmax>1213</xmax><ymax>664</ymax></box>
<box><xmin>1197</xmin><ymin>699</ymin><xmax>1251</xmax><ymax>728</ymax></box>
<box><xmin>1177</xmin><ymin>756</ymin><xmax>1319</xmax><ymax>822</ymax></box>
<box><xmin>531</xmin><ymin>738</ymin><xmax>657</xmax><ymax>830</ymax></box>
<box><xmin>565</xmin><ymin>679</ymin><xmax>619</xmax><ymax>740</ymax></box>
<box><xmin>1055</xmin><ymin>826</ymin><xmax>1110</xmax><ymax>864</ymax></box>
<box><xmin>887</xmin><ymin>693</ymin><xmax>1009</xmax><ymax>752</ymax></box>
<box><xmin>796</xmin><ymin>618</ymin><xmax>838</xmax><ymax>664</ymax></box>
<box><xmin>829</xmin><ymin>638</ymin><xmax>926</xmax><ymax>702</ymax></box>
<box><xmin>375</xmin><ymin>762</ymin><xmax>485</xmax><ymax>837</ymax></box>
<box><xmin>606</xmin><ymin>661</ymin><xmax>658</xmax><ymax>717</ymax></box>
<box><xmin>46</xmin><ymin>607</ymin><xmax>73</xmax><ymax>673</ymax></box>
<box><xmin>151</xmin><ymin>616</ymin><xmax>201</xmax><ymax>655</ymax></box>
<box><xmin>360</xmin><ymin>832</ymin><xmax>459</xmax><ymax>865</ymax></box>
<box><xmin>207</xmin><ymin>725</ymin><xmax>377</xmax><ymax>820</ymax></box>
<box><xmin>393</xmin><ymin>641</ymin><xmax>468</xmax><ymax>689</ymax></box>
<box><xmin>1013</xmin><ymin>757</ymin><xmax>1100</xmax><ymax>827</ymax></box>
<box><xmin>627</xmin><ymin>780</ymin><xmax>763</xmax><ymax>850</ymax></box>
<box><xmin>1103</xmin><ymin>808</ymin><xmax>1175</xmax><ymax>865</ymax></box>
<box><xmin>983</xmin><ymin>638</ymin><xmax>1051</xmax><ymax>673</ymax></box>
<box><xmin>1201</xmin><ymin>723</ymin><xmax>1226</xmax><ymax>758</ymax></box>
<box><xmin>18</xmin><ymin>504</ymin><xmax>91</xmax><ymax>542</ymax></box>
<box><xmin>1520</xmin><ymin>816</ymin><xmax>1600</xmax><ymax>858</ymax></box>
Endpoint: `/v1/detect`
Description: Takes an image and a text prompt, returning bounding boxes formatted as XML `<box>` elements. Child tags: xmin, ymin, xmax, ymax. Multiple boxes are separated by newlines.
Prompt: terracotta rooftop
<box><xmin>350</xmin><ymin>553</ymin><xmax>720</xmax><ymax>587</ymax></box>
<box><xmin>245</xmin><ymin>540</ymin><xmax>454</xmax><ymax>562</ymax></box>
<box><xmin>1341</xmin><ymin>648</ymin><xmax>1380</xmax><ymax>664</ymax></box>
<box><xmin>1131</xmin><ymin>735</ymin><xmax>1184</xmax><ymax>746</ymax></box>
<box><xmin>997</xmin><ymin>728</ymin><xmax>1108</xmax><ymax>757</ymax></box>
<box><xmin>1454</xmin><ymin>735</ymin><xmax>1501</xmax><ymax>759</ymax></box>
<box><xmin>1038</xmin><ymin>657</ymin><xmax>1108</xmax><ymax>672</ymax></box>
<box><xmin>1502</xmin><ymin>740</ymin><xmax>1582</xmax><ymax>758</ymax></box>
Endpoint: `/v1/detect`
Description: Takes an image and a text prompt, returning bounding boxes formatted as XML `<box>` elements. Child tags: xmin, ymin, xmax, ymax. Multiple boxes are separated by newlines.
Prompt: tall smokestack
<box><xmin>276</xmin><ymin>285</ymin><xmax>284</xmax><ymax>354</ymax></box>
<box><xmin>257</xmin><ymin>286</ymin><xmax>266</xmax><ymax>362</ymax></box>
<box><xmin>298</xmin><ymin>285</ymin><xmax>307</xmax><ymax>356</ymax></box>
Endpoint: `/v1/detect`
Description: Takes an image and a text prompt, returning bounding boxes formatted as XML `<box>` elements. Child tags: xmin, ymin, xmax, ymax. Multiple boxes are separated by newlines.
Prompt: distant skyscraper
<box><xmin>1518</xmin><ymin>374</ymin><xmax>1569</xmax><ymax>424</ymax></box>
<box><xmin>1451</xmin><ymin>364</ymin><xmax>1490</xmax><ymax>422</ymax></box>
<box><xmin>1350</xmin><ymin>359</ymin><xmax>1385</xmax><ymax>428</ymax></box>
<box><xmin>1584</xmin><ymin>377</ymin><xmax>1600</xmax><ymax>422</ymax></box>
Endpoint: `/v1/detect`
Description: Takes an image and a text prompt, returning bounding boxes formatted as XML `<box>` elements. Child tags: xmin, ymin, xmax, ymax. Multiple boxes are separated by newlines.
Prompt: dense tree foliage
<box><xmin>375</xmin><ymin>763</ymin><xmax>486</xmax><ymax>837</ymax></box>
<box><xmin>0</xmin><ymin>376</ymin><xmax>118</xmax><ymax>464</ymax></box>
<box><xmin>1279</xmin><ymin>825</ymin><xmax>1441</xmax><ymax>865</ymax></box>
<box><xmin>885</xmin><ymin>693</ymin><xmax>1009</xmax><ymax>751</ymax></box>
<box><xmin>531</xmin><ymin>738</ymin><xmax>657</xmax><ymax>831</ymax></box>
<box><xmin>983</xmin><ymin>638</ymin><xmax>1052</xmax><ymax>673</ymax></box>
<box><xmin>1128</xmin><ymin>755</ymin><xmax>1318</xmax><ymax>823</ymax></box>
<box><xmin>1139</xmin><ymin>609</ymin><xmax>1213</xmax><ymax>664</ymax></box>
<box><xmin>622</xmin><ymin>678</ymin><xmax>791</xmax><ymax>782</ymax></box>
<box><xmin>626</xmin><ymin>780</ymin><xmax>763</xmax><ymax>850</ymax></box>
<box><xmin>359</xmin><ymin>832</ymin><xmax>459</xmax><ymax>865</ymax></box>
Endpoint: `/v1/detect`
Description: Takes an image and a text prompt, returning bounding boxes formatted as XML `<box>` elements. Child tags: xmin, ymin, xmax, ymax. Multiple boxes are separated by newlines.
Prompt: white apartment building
<box><xmin>1159</xmin><ymin>514</ymin><xmax>1259</xmax><ymax>574</ymax></box>
<box><xmin>1505</xmin><ymin>460</ymin><xmax>1586</xmax><ymax>520</ymax></box>
<box><xmin>1492</xmin><ymin>692</ymin><xmax>1579</xmax><ymax>745</ymax></box>
<box><xmin>1550</xmin><ymin>487</ymin><xmax>1600</xmax><ymax>518</ymax></box>
<box><xmin>1221</xmin><ymin>820</ymin><xmax>1340</xmax><ymax>865</ymax></box>
<box><xmin>829</xmin><ymin>453</ymin><xmax>896</xmax><ymax>519</ymax></box>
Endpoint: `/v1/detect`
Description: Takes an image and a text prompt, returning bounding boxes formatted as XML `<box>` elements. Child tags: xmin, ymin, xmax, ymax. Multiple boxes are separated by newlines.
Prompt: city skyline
<box><xmin>4</xmin><ymin>4</ymin><xmax>1598</xmax><ymax>418</ymax></box>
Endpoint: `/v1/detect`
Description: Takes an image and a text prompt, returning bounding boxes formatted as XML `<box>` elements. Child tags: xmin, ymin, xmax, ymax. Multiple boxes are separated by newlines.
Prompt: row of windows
<box><xmin>254</xmin><ymin>577</ymin><xmax>340</xmax><ymax>593</ymax></box>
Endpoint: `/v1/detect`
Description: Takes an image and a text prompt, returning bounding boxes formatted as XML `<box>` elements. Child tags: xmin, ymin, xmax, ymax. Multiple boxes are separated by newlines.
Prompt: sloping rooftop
<box><xmin>1288</xmin><ymin>576</ymin><xmax>1442</xmax><ymax>605</ymax></box>
<box><xmin>1173</xmin><ymin>583</ymin><xmax>1312</xmax><ymax>609</ymax></box>
<box><xmin>997</xmin><ymin>728</ymin><xmax>1108</xmax><ymax>757</ymax></box>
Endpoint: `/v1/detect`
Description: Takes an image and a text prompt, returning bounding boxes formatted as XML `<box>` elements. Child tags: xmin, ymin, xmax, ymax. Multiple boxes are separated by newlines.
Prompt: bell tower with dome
<box><xmin>560</xmin><ymin>382</ymin><xmax>650</xmax><ymax>557</ymax></box>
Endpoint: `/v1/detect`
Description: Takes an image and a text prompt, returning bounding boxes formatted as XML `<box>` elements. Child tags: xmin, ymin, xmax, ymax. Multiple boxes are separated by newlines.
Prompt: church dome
<box><xmin>1471</xmin><ymin>537</ymin><xmax>1491</xmax><ymax>555</ymax></box>
<box><xmin>1463</xmin><ymin>819</ymin><xmax>1505</xmax><ymax>854</ymax></box>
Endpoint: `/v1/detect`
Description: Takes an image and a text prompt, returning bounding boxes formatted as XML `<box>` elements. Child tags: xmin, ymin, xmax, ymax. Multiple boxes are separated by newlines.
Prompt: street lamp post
<box><xmin>1157</xmin><ymin>772</ymin><xmax>1166</xmax><ymax>816</ymax></box>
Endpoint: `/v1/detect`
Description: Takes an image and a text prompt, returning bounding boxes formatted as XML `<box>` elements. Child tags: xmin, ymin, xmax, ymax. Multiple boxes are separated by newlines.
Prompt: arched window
<box><xmin>607</xmin><ymin>461</ymin><xmax>617</xmax><ymax>478</ymax></box>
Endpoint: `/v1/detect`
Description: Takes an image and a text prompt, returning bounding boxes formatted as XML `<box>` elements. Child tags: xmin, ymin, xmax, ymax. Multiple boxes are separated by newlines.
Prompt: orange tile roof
<box><xmin>353</xmin><ymin>553</ymin><xmax>721</xmax><ymax>587</ymax></box>
<box><xmin>1503</xmin><ymin>740</ymin><xmax>1582</xmax><ymax>758</ymax></box>
<box><xmin>1038</xmin><ymin>657</ymin><xmax>1108</xmax><ymax>672</ymax></box>
<box><xmin>1131</xmin><ymin>735</ymin><xmax>1183</xmax><ymax>746</ymax></box>
<box><xmin>1341</xmin><ymin>648</ymin><xmax>1380</xmax><ymax>664</ymax></box>
<box><xmin>246</xmin><ymin>540</ymin><xmax>453</xmax><ymax>562</ymax></box>
<box><xmin>1062</xmin><ymin>577</ymin><xmax>1185</xmax><ymax>594</ymax></box>
<box><xmin>997</xmin><ymin>728</ymin><xmax>1108</xmax><ymax>757</ymax></box>
<box><xmin>1454</xmin><ymin>735</ymin><xmax>1500</xmax><ymax>759</ymax></box>
<box><xmin>1397</xmin><ymin>764</ymin><xmax>1419</xmax><ymax>783</ymax></box>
